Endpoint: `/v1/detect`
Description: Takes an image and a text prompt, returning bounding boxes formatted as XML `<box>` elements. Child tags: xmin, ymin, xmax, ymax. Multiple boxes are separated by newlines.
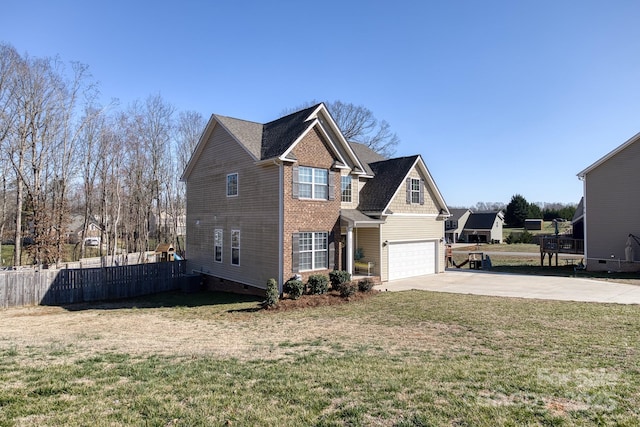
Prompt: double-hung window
<box><xmin>410</xmin><ymin>178</ymin><xmax>421</xmax><ymax>204</ymax></box>
<box><xmin>341</xmin><ymin>175</ymin><xmax>352</xmax><ymax>202</ymax></box>
<box><xmin>214</xmin><ymin>229</ymin><xmax>223</xmax><ymax>263</ymax></box>
<box><xmin>298</xmin><ymin>232</ymin><xmax>328</xmax><ymax>271</ymax></box>
<box><xmin>231</xmin><ymin>230</ymin><xmax>240</xmax><ymax>266</ymax></box>
<box><xmin>227</xmin><ymin>173</ymin><xmax>238</xmax><ymax>197</ymax></box>
<box><xmin>298</xmin><ymin>166</ymin><xmax>328</xmax><ymax>199</ymax></box>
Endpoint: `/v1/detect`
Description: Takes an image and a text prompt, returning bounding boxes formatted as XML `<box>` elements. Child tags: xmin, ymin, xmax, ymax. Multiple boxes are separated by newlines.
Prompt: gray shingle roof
<box><xmin>217</xmin><ymin>104</ymin><xmax>322</xmax><ymax>161</ymax></box>
<box><xmin>448</xmin><ymin>208</ymin><xmax>470</xmax><ymax>221</ymax></box>
<box><xmin>348</xmin><ymin>141</ymin><xmax>386</xmax><ymax>176</ymax></box>
<box><xmin>464</xmin><ymin>212</ymin><xmax>501</xmax><ymax>230</ymax></box>
<box><xmin>357</xmin><ymin>156</ymin><xmax>419</xmax><ymax>212</ymax></box>
<box><xmin>261</xmin><ymin>105</ymin><xmax>319</xmax><ymax>159</ymax></box>
<box><xmin>214</xmin><ymin>115</ymin><xmax>263</xmax><ymax>159</ymax></box>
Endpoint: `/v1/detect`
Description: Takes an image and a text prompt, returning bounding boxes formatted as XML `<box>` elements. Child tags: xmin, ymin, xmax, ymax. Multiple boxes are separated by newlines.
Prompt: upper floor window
<box><xmin>293</xmin><ymin>166</ymin><xmax>334</xmax><ymax>200</ymax></box>
<box><xmin>341</xmin><ymin>176</ymin><xmax>352</xmax><ymax>203</ymax></box>
<box><xmin>227</xmin><ymin>173</ymin><xmax>238</xmax><ymax>197</ymax></box>
<box><xmin>407</xmin><ymin>177</ymin><xmax>424</xmax><ymax>205</ymax></box>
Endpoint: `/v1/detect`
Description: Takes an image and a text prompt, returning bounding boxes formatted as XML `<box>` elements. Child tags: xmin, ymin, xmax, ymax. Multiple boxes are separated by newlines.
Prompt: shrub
<box><xmin>505</xmin><ymin>230</ymin><xmax>534</xmax><ymax>244</ymax></box>
<box><xmin>308</xmin><ymin>274</ymin><xmax>329</xmax><ymax>295</ymax></box>
<box><xmin>264</xmin><ymin>278</ymin><xmax>279</xmax><ymax>308</ymax></box>
<box><xmin>340</xmin><ymin>281</ymin><xmax>358</xmax><ymax>298</ymax></box>
<box><xmin>284</xmin><ymin>279</ymin><xmax>304</xmax><ymax>300</ymax></box>
<box><xmin>329</xmin><ymin>270</ymin><xmax>351</xmax><ymax>291</ymax></box>
<box><xmin>358</xmin><ymin>277</ymin><xmax>375</xmax><ymax>293</ymax></box>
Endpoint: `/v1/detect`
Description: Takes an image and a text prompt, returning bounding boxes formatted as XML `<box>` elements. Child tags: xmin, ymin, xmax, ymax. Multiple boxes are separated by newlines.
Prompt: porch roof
<box><xmin>340</xmin><ymin>209</ymin><xmax>385</xmax><ymax>227</ymax></box>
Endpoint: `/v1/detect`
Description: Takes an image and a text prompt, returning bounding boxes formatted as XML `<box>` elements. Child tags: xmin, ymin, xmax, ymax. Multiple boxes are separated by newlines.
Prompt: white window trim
<box><xmin>231</xmin><ymin>229</ymin><xmax>240</xmax><ymax>266</ymax></box>
<box><xmin>299</xmin><ymin>231</ymin><xmax>328</xmax><ymax>271</ymax></box>
<box><xmin>410</xmin><ymin>178</ymin><xmax>420</xmax><ymax>204</ymax></box>
<box><xmin>227</xmin><ymin>173</ymin><xmax>239</xmax><ymax>197</ymax></box>
<box><xmin>341</xmin><ymin>175</ymin><xmax>352</xmax><ymax>203</ymax></box>
<box><xmin>299</xmin><ymin>166</ymin><xmax>328</xmax><ymax>200</ymax></box>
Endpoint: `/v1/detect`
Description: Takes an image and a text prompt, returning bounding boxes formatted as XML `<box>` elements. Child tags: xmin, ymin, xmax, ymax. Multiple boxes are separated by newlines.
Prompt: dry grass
<box><xmin>1</xmin><ymin>290</ymin><xmax>639</xmax><ymax>425</ymax></box>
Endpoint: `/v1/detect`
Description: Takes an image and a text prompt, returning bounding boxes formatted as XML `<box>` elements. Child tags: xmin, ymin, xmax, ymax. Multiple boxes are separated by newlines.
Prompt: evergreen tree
<box><xmin>505</xmin><ymin>194</ymin><xmax>529</xmax><ymax>227</ymax></box>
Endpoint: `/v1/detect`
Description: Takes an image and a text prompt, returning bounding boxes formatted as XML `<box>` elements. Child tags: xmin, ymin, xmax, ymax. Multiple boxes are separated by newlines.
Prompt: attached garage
<box><xmin>388</xmin><ymin>240</ymin><xmax>437</xmax><ymax>280</ymax></box>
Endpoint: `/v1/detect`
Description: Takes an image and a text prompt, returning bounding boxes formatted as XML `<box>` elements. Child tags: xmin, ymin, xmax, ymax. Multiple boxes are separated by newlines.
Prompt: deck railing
<box><xmin>540</xmin><ymin>237</ymin><xmax>584</xmax><ymax>254</ymax></box>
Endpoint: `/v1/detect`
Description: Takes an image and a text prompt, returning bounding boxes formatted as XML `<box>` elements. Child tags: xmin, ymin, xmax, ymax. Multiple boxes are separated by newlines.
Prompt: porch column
<box><xmin>346</xmin><ymin>226</ymin><xmax>354</xmax><ymax>275</ymax></box>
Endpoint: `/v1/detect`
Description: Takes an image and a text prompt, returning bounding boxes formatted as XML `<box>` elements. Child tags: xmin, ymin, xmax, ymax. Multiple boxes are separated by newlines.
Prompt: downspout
<box><xmin>278</xmin><ymin>161</ymin><xmax>284</xmax><ymax>294</ymax></box>
<box><xmin>579</xmin><ymin>174</ymin><xmax>587</xmax><ymax>265</ymax></box>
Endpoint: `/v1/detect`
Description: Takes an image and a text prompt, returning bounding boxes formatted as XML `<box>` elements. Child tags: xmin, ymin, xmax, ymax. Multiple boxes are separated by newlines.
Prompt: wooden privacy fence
<box><xmin>0</xmin><ymin>261</ymin><xmax>188</xmax><ymax>308</ymax></box>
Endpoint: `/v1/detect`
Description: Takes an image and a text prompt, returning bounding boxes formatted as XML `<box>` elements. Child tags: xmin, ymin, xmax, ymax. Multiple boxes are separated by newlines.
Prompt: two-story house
<box><xmin>181</xmin><ymin>103</ymin><xmax>450</xmax><ymax>294</ymax></box>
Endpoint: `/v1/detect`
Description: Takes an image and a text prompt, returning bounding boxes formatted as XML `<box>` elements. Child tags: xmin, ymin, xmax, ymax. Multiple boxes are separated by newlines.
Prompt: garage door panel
<box><xmin>388</xmin><ymin>241</ymin><xmax>436</xmax><ymax>280</ymax></box>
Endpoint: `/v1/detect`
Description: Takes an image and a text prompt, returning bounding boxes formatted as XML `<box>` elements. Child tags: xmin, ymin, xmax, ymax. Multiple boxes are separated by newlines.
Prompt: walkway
<box><xmin>381</xmin><ymin>269</ymin><xmax>640</xmax><ymax>304</ymax></box>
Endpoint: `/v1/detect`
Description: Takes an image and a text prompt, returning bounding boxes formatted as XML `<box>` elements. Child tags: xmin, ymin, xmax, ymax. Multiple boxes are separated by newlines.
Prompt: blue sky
<box><xmin>3</xmin><ymin>1</ymin><xmax>640</xmax><ymax>207</ymax></box>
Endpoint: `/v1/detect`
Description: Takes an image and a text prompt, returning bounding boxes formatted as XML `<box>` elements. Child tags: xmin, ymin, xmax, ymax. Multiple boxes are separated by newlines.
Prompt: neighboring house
<box><xmin>459</xmin><ymin>211</ymin><xmax>504</xmax><ymax>244</ymax></box>
<box><xmin>66</xmin><ymin>214</ymin><xmax>102</xmax><ymax>244</ymax></box>
<box><xmin>445</xmin><ymin>208</ymin><xmax>472</xmax><ymax>243</ymax></box>
<box><xmin>181</xmin><ymin>103</ymin><xmax>450</xmax><ymax>294</ymax></box>
<box><xmin>577</xmin><ymin>132</ymin><xmax>640</xmax><ymax>272</ymax></box>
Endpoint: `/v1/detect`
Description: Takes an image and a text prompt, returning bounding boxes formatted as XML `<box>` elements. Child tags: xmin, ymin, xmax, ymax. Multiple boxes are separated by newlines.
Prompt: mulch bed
<box><xmin>265</xmin><ymin>289</ymin><xmax>379</xmax><ymax>312</ymax></box>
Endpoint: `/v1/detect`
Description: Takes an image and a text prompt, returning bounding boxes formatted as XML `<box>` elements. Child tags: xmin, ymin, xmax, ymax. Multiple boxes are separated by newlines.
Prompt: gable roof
<box><xmin>464</xmin><ymin>212</ymin><xmax>503</xmax><ymax>230</ymax></box>
<box><xmin>448</xmin><ymin>208</ymin><xmax>471</xmax><ymax>221</ymax></box>
<box><xmin>182</xmin><ymin>103</ymin><xmax>368</xmax><ymax>180</ymax></box>
<box><xmin>357</xmin><ymin>156</ymin><xmax>419</xmax><ymax>212</ymax></box>
<box><xmin>577</xmin><ymin>131</ymin><xmax>640</xmax><ymax>178</ymax></box>
<box><xmin>213</xmin><ymin>115</ymin><xmax>263</xmax><ymax>159</ymax></box>
<box><xmin>348</xmin><ymin>141</ymin><xmax>386</xmax><ymax>176</ymax></box>
<box><xmin>261</xmin><ymin>105</ymin><xmax>319</xmax><ymax>160</ymax></box>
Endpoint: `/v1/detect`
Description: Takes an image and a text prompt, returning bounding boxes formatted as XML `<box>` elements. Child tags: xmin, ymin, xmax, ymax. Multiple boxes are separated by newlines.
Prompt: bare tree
<box><xmin>285</xmin><ymin>100</ymin><xmax>399</xmax><ymax>157</ymax></box>
<box><xmin>172</xmin><ymin>110</ymin><xmax>204</xmax><ymax>255</ymax></box>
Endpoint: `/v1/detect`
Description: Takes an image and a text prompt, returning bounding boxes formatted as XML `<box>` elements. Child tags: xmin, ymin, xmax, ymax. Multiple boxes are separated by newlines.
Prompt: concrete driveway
<box><xmin>381</xmin><ymin>269</ymin><xmax>640</xmax><ymax>304</ymax></box>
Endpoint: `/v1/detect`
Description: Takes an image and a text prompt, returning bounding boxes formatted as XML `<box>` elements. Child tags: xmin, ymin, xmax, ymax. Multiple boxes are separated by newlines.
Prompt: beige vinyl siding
<box><xmin>380</xmin><ymin>215</ymin><xmax>445</xmax><ymax>281</ymax></box>
<box><xmin>353</xmin><ymin>227</ymin><xmax>380</xmax><ymax>276</ymax></box>
<box><xmin>584</xmin><ymin>140</ymin><xmax>640</xmax><ymax>271</ymax></box>
<box><xmin>185</xmin><ymin>123</ymin><xmax>281</xmax><ymax>288</ymax></box>
<box><xmin>386</xmin><ymin>168</ymin><xmax>439</xmax><ymax>215</ymax></box>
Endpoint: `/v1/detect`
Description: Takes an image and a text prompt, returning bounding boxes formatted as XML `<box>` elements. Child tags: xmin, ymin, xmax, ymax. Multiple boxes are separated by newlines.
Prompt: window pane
<box><xmin>314</xmin><ymin>232</ymin><xmax>327</xmax><ymax>250</ymax></box>
<box><xmin>299</xmin><ymin>252</ymin><xmax>312</xmax><ymax>271</ymax></box>
<box><xmin>314</xmin><ymin>251</ymin><xmax>327</xmax><ymax>269</ymax></box>
<box><xmin>299</xmin><ymin>167</ymin><xmax>312</xmax><ymax>183</ymax></box>
<box><xmin>299</xmin><ymin>232</ymin><xmax>312</xmax><ymax>251</ymax></box>
<box><xmin>314</xmin><ymin>168</ymin><xmax>327</xmax><ymax>184</ymax></box>
<box><xmin>232</xmin><ymin>248</ymin><xmax>240</xmax><ymax>265</ymax></box>
<box><xmin>314</xmin><ymin>183</ymin><xmax>328</xmax><ymax>200</ymax></box>
<box><xmin>299</xmin><ymin>182</ymin><xmax>312</xmax><ymax>198</ymax></box>
<box><xmin>215</xmin><ymin>247</ymin><xmax>222</xmax><ymax>262</ymax></box>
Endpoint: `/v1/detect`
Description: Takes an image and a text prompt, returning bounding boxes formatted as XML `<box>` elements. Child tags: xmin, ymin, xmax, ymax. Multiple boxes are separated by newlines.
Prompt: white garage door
<box><xmin>388</xmin><ymin>241</ymin><xmax>436</xmax><ymax>280</ymax></box>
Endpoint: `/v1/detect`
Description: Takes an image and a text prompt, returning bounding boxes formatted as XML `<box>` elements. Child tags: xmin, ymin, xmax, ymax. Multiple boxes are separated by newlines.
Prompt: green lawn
<box><xmin>1</xmin><ymin>290</ymin><xmax>639</xmax><ymax>425</ymax></box>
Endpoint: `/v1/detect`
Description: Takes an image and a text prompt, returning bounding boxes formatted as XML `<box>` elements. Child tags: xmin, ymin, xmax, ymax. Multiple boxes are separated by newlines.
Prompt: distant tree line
<box><xmin>0</xmin><ymin>42</ymin><xmax>205</xmax><ymax>266</ymax></box>
<box><xmin>452</xmin><ymin>195</ymin><xmax>577</xmax><ymax>228</ymax></box>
